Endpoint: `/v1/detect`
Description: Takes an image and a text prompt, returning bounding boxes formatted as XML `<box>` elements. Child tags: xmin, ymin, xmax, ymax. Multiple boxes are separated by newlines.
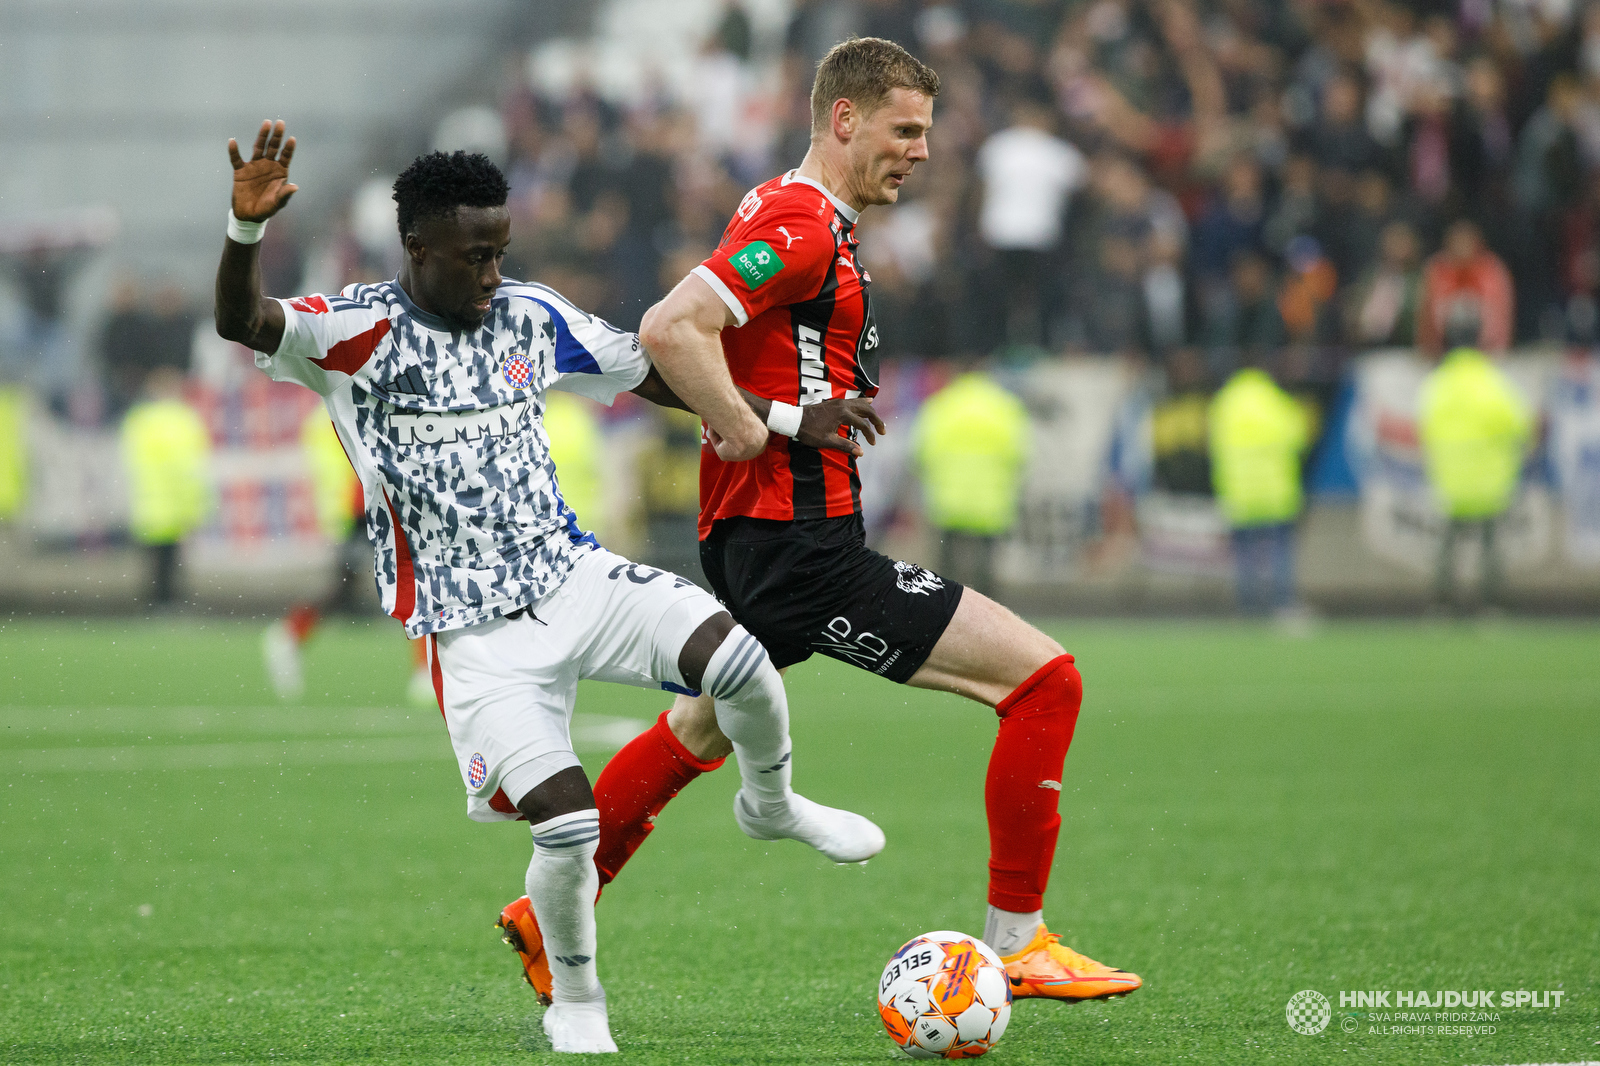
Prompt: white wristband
<box><xmin>764</xmin><ymin>400</ymin><xmax>803</xmax><ymax>438</ymax></box>
<box><xmin>227</xmin><ymin>210</ymin><xmax>266</xmax><ymax>244</ymax></box>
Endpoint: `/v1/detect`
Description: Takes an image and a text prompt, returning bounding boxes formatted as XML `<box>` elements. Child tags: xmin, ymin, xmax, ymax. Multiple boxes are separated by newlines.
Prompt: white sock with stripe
<box><xmin>698</xmin><ymin>625</ymin><xmax>793</xmax><ymax>815</ymax></box>
<box><xmin>701</xmin><ymin>626</ymin><xmax>885</xmax><ymax>863</ymax></box>
<box><xmin>525</xmin><ymin>809</ymin><xmax>603</xmax><ymax>1003</ymax></box>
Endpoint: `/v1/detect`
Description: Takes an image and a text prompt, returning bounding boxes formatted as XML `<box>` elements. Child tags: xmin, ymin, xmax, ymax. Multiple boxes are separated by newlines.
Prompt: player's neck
<box><xmin>795</xmin><ymin>148</ymin><xmax>866</xmax><ymax>215</ymax></box>
<box><xmin>397</xmin><ymin>268</ymin><xmax>445</xmax><ymax>322</ymax></box>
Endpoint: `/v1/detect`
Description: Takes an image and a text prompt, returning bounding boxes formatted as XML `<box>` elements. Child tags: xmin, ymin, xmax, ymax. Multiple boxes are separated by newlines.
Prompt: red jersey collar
<box><xmin>781</xmin><ymin>170</ymin><xmax>860</xmax><ymax>224</ymax></box>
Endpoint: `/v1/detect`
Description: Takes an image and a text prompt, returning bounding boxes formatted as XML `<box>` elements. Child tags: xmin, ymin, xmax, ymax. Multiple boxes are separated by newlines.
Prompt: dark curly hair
<box><xmin>392</xmin><ymin>151</ymin><xmax>509</xmax><ymax>238</ymax></box>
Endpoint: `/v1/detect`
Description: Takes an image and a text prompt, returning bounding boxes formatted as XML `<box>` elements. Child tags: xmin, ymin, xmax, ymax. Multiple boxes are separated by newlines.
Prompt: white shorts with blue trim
<box><xmin>427</xmin><ymin>547</ymin><xmax>722</xmax><ymax>822</ymax></box>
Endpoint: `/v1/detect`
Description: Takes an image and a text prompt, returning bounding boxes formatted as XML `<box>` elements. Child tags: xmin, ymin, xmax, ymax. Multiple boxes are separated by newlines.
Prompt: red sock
<box><xmin>285</xmin><ymin>604</ymin><xmax>320</xmax><ymax>644</ymax></box>
<box><xmin>985</xmin><ymin>654</ymin><xmax>1082</xmax><ymax>913</ymax></box>
<box><xmin>592</xmin><ymin>710</ymin><xmax>725</xmax><ymax>887</ymax></box>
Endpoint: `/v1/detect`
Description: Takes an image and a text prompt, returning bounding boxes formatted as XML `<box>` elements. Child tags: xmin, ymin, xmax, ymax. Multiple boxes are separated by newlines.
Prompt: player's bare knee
<box><xmin>1031</xmin><ymin>629</ymin><xmax>1067</xmax><ymax>665</ymax></box>
<box><xmin>667</xmin><ymin>692</ymin><xmax>731</xmax><ymax>761</ymax></box>
<box><xmin>676</xmin><ymin>611</ymin><xmax>736</xmax><ymax>692</ymax></box>
<box><xmin>515</xmin><ymin>765</ymin><xmax>596</xmax><ymax>825</ymax></box>
<box><xmin>974</xmin><ymin>597</ymin><xmax>1065</xmax><ymax>689</ymax></box>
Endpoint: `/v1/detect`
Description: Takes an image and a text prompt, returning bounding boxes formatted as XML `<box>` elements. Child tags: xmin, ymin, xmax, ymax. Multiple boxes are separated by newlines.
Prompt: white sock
<box><xmin>699</xmin><ymin>626</ymin><xmax>792</xmax><ymax>815</ymax></box>
<box><xmin>984</xmin><ymin>906</ymin><xmax>1044</xmax><ymax>956</ymax></box>
<box><xmin>525</xmin><ymin>809</ymin><xmax>603</xmax><ymax>1003</ymax></box>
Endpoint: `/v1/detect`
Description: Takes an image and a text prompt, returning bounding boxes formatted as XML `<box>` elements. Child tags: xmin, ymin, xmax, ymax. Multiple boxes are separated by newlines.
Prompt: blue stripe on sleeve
<box><xmin>511</xmin><ymin>290</ymin><xmax>603</xmax><ymax>375</ymax></box>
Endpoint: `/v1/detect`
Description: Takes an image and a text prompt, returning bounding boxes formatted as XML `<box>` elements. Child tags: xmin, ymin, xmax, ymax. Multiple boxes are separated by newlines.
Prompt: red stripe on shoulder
<box><xmin>314</xmin><ymin>318</ymin><xmax>392</xmax><ymax>376</ymax></box>
<box><xmin>382</xmin><ymin>487</ymin><xmax>416</xmax><ymax>624</ymax></box>
<box><xmin>288</xmin><ymin>295</ymin><xmax>330</xmax><ymax>314</ymax></box>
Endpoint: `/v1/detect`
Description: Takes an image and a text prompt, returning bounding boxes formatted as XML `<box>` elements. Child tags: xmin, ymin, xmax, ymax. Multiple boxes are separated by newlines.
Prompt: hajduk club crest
<box><xmin>468</xmin><ymin>752</ymin><xmax>488</xmax><ymax>788</ymax></box>
<box><xmin>502</xmin><ymin>351</ymin><xmax>534</xmax><ymax>389</ymax></box>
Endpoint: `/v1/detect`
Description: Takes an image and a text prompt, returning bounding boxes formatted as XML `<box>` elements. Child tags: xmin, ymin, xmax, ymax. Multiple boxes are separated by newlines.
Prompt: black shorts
<box><xmin>699</xmin><ymin>514</ymin><xmax>964</xmax><ymax>684</ymax></box>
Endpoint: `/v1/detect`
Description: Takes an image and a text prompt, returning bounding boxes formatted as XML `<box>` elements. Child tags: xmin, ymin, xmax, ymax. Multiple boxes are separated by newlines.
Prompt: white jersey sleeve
<box><xmin>255</xmin><ymin>292</ymin><xmax>394</xmax><ymax>396</ymax></box>
<box><xmin>506</xmin><ymin>283</ymin><xmax>650</xmax><ymax>406</ymax></box>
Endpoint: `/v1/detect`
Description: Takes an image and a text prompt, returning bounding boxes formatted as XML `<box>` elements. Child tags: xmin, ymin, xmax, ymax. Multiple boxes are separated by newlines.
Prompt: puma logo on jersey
<box><xmin>777</xmin><ymin>226</ymin><xmax>803</xmax><ymax>248</ymax></box>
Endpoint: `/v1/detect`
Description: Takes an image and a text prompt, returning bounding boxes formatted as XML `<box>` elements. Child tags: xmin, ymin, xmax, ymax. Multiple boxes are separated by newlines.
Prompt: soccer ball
<box><xmin>877</xmin><ymin>931</ymin><xmax>1012</xmax><ymax>1059</ymax></box>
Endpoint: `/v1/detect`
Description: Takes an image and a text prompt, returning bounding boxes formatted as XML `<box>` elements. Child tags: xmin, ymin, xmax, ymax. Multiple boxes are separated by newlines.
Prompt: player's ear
<box><xmin>831</xmin><ymin>98</ymin><xmax>857</xmax><ymax>140</ymax></box>
<box><xmin>403</xmin><ymin>230</ymin><xmax>426</xmax><ymax>264</ymax></box>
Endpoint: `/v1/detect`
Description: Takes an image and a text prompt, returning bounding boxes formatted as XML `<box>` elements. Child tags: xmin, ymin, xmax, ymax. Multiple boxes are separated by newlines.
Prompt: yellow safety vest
<box><xmin>912</xmin><ymin>372</ymin><xmax>1031</xmax><ymax>536</ymax></box>
<box><xmin>0</xmin><ymin>388</ymin><xmax>26</xmax><ymax>520</ymax></box>
<box><xmin>301</xmin><ymin>410</ymin><xmax>362</xmax><ymax>542</ymax></box>
<box><xmin>544</xmin><ymin>391</ymin><xmax>604</xmax><ymax>537</ymax></box>
<box><xmin>1208</xmin><ymin>368</ymin><xmax>1310</xmax><ymax>527</ymax></box>
<box><xmin>121</xmin><ymin>398</ymin><xmax>213</xmax><ymax>545</ymax></box>
<box><xmin>1419</xmin><ymin>348</ymin><xmax>1531</xmax><ymax>519</ymax></box>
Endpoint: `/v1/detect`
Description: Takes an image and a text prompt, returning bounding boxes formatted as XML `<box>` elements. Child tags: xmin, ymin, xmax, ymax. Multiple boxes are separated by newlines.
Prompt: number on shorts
<box><xmin>607</xmin><ymin>563</ymin><xmax>695</xmax><ymax>589</ymax></box>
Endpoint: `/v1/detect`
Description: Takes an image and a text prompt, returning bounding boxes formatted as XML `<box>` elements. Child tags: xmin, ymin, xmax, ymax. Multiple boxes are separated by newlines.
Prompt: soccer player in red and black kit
<box><xmin>499</xmin><ymin>37</ymin><xmax>1141</xmax><ymax>1004</ymax></box>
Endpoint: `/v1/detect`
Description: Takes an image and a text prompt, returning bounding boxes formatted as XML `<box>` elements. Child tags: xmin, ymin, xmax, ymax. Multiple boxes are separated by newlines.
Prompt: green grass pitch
<box><xmin>2</xmin><ymin>616</ymin><xmax>1596</xmax><ymax>1064</ymax></box>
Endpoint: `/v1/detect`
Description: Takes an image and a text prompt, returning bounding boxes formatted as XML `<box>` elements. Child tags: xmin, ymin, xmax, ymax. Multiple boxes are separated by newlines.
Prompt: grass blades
<box><xmin>1</xmin><ymin>617</ymin><xmax>1596</xmax><ymax>1064</ymax></box>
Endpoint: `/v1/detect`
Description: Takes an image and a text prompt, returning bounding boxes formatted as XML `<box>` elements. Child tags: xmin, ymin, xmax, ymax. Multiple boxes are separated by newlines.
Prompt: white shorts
<box><xmin>425</xmin><ymin>547</ymin><xmax>723</xmax><ymax>822</ymax></box>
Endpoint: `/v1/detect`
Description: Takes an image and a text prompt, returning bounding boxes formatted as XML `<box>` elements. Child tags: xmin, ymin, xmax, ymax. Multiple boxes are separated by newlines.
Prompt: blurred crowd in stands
<box><xmin>482</xmin><ymin>0</ymin><xmax>1600</xmax><ymax>374</ymax></box>
<box><xmin>1</xmin><ymin>0</ymin><xmax>1581</xmax><ymax>615</ymax></box>
<box><xmin>13</xmin><ymin>0</ymin><xmax>1600</xmax><ymax>422</ymax></box>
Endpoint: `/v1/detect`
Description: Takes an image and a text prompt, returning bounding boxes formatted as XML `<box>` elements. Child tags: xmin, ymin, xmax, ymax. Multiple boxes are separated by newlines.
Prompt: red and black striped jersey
<box><xmin>691</xmin><ymin>170</ymin><xmax>880</xmax><ymax>540</ymax></box>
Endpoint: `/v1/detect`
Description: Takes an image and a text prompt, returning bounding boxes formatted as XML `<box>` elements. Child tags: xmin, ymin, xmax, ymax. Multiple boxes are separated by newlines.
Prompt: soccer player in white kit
<box><xmin>214</xmin><ymin>121</ymin><xmax>883</xmax><ymax>1054</ymax></box>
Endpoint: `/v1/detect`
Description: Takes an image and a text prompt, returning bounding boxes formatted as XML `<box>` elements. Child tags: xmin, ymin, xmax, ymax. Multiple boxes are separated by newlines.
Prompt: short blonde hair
<box><xmin>810</xmin><ymin>37</ymin><xmax>940</xmax><ymax>136</ymax></box>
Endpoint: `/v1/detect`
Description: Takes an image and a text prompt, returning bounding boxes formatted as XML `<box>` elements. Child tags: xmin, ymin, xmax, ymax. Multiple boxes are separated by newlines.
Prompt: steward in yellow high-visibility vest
<box><xmin>1208</xmin><ymin>368</ymin><xmax>1311</xmax><ymax>528</ymax></box>
<box><xmin>301</xmin><ymin>408</ymin><xmax>362</xmax><ymax>543</ymax></box>
<box><xmin>0</xmin><ymin>387</ymin><xmax>26</xmax><ymax>521</ymax></box>
<box><xmin>122</xmin><ymin>395</ymin><xmax>212</xmax><ymax>544</ymax></box>
<box><xmin>1419</xmin><ymin>347</ymin><xmax>1531</xmax><ymax>520</ymax></box>
<box><xmin>121</xmin><ymin>369</ymin><xmax>211</xmax><ymax>605</ymax></box>
<box><xmin>1419</xmin><ymin>344</ymin><xmax>1531</xmax><ymax>609</ymax></box>
<box><xmin>912</xmin><ymin>370</ymin><xmax>1031</xmax><ymax>597</ymax></box>
<box><xmin>544</xmin><ymin>390</ymin><xmax>604</xmax><ymax>540</ymax></box>
<box><xmin>1208</xmin><ymin>365</ymin><xmax>1312</xmax><ymax>613</ymax></box>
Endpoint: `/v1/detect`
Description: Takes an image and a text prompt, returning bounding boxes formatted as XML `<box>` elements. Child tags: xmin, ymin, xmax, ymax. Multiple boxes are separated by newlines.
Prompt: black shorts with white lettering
<box><xmin>699</xmin><ymin>514</ymin><xmax>964</xmax><ymax>684</ymax></box>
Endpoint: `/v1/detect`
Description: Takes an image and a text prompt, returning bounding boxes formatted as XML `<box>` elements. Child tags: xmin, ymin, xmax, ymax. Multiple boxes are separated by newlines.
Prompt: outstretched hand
<box><xmin>797</xmin><ymin>396</ymin><xmax>886</xmax><ymax>456</ymax></box>
<box><xmin>228</xmin><ymin>120</ymin><xmax>299</xmax><ymax>223</ymax></box>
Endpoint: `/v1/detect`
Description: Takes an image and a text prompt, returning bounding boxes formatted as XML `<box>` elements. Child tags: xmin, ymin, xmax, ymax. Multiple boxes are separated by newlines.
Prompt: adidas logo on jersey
<box><xmin>384</xmin><ymin>365</ymin><xmax>429</xmax><ymax>395</ymax></box>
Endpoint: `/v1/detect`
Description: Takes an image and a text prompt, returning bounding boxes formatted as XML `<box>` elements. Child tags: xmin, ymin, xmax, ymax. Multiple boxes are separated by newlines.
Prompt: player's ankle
<box><xmin>738</xmin><ymin>786</ymin><xmax>795</xmax><ymax>819</ymax></box>
<box><xmin>984</xmin><ymin>906</ymin><xmax>1044</xmax><ymax>956</ymax></box>
<box><xmin>552</xmin><ymin>981</ymin><xmax>605</xmax><ymax>1005</ymax></box>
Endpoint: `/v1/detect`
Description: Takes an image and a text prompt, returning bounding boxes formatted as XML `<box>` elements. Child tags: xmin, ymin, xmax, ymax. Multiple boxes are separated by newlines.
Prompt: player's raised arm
<box><xmin>638</xmin><ymin>274</ymin><xmax>770</xmax><ymax>462</ymax></box>
<box><xmin>214</xmin><ymin>120</ymin><xmax>298</xmax><ymax>353</ymax></box>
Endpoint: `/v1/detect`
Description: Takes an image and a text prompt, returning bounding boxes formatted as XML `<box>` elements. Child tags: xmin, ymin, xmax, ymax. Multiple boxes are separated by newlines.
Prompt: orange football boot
<box><xmin>497</xmin><ymin>895</ymin><xmax>553</xmax><ymax>1004</ymax></box>
<box><xmin>1002</xmin><ymin>925</ymin><xmax>1142</xmax><ymax>1001</ymax></box>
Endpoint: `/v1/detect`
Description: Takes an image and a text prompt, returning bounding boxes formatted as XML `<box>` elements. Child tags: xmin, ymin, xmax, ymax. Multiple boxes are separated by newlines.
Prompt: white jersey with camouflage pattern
<box><xmin>256</xmin><ymin>279</ymin><xmax>648</xmax><ymax>637</ymax></box>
